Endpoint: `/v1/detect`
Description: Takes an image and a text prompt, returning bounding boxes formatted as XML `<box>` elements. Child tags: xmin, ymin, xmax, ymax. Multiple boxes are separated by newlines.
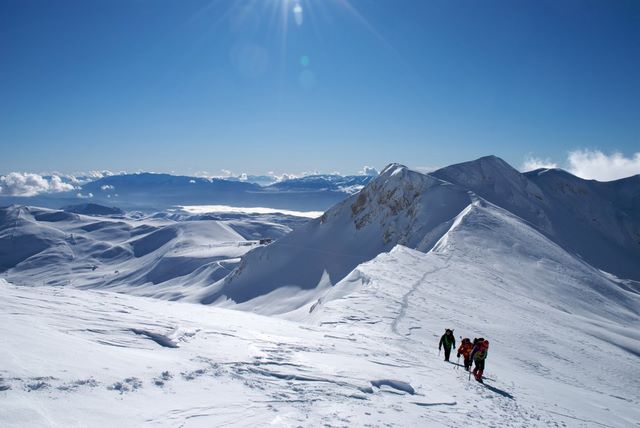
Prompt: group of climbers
<box><xmin>439</xmin><ymin>329</ymin><xmax>489</xmax><ymax>383</ymax></box>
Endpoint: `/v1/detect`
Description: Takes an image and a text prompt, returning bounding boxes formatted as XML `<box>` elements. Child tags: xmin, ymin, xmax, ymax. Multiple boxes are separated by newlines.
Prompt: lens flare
<box><xmin>293</xmin><ymin>3</ymin><xmax>304</xmax><ymax>27</ymax></box>
<box><xmin>186</xmin><ymin>0</ymin><xmax>398</xmax><ymax>85</ymax></box>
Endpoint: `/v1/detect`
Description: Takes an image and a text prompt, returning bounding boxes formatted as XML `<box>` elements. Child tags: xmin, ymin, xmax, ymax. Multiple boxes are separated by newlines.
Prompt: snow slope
<box><xmin>198</xmin><ymin>164</ymin><xmax>472</xmax><ymax>311</ymax></box>
<box><xmin>433</xmin><ymin>156</ymin><xmax>640</xmax><ymax>280</ymax></box>
<box><xmin>2</xmin><ymin>197</ymin><xmax>638</xmax><ymax>427</ymax></box>
<box><xmin>202</xmin><ymin>158</ymin><xmax>640</xmax><ymax>313</ymax></box>
<box><xmin>0</xmin><ymin>205</ymin><xmax>293</xmax><ymax>299</ymax></box>
<box><xmin>296</xmin><ymin>200</ymin><xmax>640</xmax><ymax>427</ymax></box>
<box><xmin>1</xmin><ymin>156</ymin><xmax>639</xmax><ymax>426</ymax></box>
<box><xmin>0</xmin><ymin>278</ymin><xmax>519</xmax><ymax>427</ymax></box>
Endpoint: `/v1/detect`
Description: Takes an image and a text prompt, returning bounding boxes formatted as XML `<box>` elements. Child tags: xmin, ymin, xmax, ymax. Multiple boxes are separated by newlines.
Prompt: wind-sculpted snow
<box><xmin>0</xmin><ymin>205</ymin><xmax>295</xmax><ymax>298</ymax></box>
<box><xmin>130</xmin><ymin>328</ymin><xmax>179</xmax><ymax>348</ymax></box>
<box><xmin>1</xmin><ymin>280</ymin><xmax>517</xmax><ymax>427</ymax></box>
<box><xmin>370</xmin><ymin>379</ymin><xmax>416</xmax><ymax>395</ymax></box>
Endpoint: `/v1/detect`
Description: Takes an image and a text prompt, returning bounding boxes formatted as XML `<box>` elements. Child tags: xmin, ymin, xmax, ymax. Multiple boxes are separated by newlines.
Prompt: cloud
<box><xmin>566</xmin><ymin>150</ymin><xmax>640</xmax><ymax>181</ymax></box>
<box><xmin>277</xmin><ymin>173</ymin><xmax>298</xmax><ymax>181</ymax></box>
<box><xmin>0</xmin><ymin>173</ymin><xmax>75</xmax><ymax>196</ymax></box>
<box><xmin>47</xmin><ymin>170</ymin><xmax>119</xmax><ymax>186</ymax></box>
<box><xmin>266</xmin><ymin>171</ymin><xmax>299</xmax><ymax>182</ymax></box>
<box><xmin>521</xmin><ymin>156</ymin><xmax>558</xmax><ymax>172</ymax></box>
<box><xmin>87</xmin><ymin>170</ymin><xmax>115</xmax><ymax>179</ymax></box>
<box><xmin>68</xmin><ymin>170</ymin><xmax>117</xmax><ymax>184</ymax></box>
<box><xmin>76</xmin><ymin>192</ymin><xmax>94</xmax><ymax>199</ymax></box>
<box><xmin>359</xmin><ymin>166</ymin><xmax>379</xmax><ymax>176</ymax></box>
<box><xmin>521</xmin><ymin>150</ymin><xmax>640</xmax><ymax>181</ymax></box>
<box><xmin>100</xmin><ymin>184</ymin><xmax>115</xmax><ymax>191</ymax></box>
<box><xmin>49</xmin><ymin>175</ymin><xmax>74</xmax><ymax>192</ymax></box>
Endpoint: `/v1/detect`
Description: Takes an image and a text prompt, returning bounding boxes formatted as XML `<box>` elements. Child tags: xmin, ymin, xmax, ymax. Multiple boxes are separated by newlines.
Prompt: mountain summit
<box><xmin>199</xmin><ymin>156</ymin><xmax>640</xmax><ymax>313</ymax></box>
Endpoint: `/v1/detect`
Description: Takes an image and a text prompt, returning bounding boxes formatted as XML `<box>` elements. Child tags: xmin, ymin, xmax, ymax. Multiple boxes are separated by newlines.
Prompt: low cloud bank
<box><xmin>522</xmin><ymin>150</ymin><xmax>640</xmax><ymax>181</ymax></box>
<box><xmin>0</xmin><ymin>173</ymin><xmax>75</xmax><ymax>196</ymax></box>
<box><xmin>567</xmin><ymin>150</ymin><xmax>640</xmax><ymax>181</ymax></box>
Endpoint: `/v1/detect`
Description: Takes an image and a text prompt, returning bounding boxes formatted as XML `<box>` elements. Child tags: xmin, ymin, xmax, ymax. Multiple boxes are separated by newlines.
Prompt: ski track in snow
<box><xmin>0</xmin><ymin>277</ymin><xmax>582</xmax><ymax>428</ymax></box>
<box><xmin>391</xmin><ymin>264</ymin><xmax>449</xmax><ymax>337</ymax></box>
<box><xmin>309</xmin><ymin>256</ymin><xmax>540</xmax><ymax>427</ymax></box>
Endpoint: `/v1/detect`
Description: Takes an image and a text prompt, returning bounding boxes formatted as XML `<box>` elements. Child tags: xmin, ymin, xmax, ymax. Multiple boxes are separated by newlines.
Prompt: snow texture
<box><xmin>1</xmin><ymin>156</ymin><xmax>639</xmax><ymax>427</ymax></box>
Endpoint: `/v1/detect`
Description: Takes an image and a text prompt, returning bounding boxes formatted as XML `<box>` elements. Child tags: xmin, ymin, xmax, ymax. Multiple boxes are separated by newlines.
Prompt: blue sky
<box><xmin>1</xmin><ymin>0</ymin><xmax>639</xmax><ymax>176</ymax></box>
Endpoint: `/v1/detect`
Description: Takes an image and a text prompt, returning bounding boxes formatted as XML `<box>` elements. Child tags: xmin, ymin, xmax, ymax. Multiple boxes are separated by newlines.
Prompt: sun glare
<box><xmin>185</xmin><ymin>0</ymin><xmax>395</xmax><ymax>88</ymax></box>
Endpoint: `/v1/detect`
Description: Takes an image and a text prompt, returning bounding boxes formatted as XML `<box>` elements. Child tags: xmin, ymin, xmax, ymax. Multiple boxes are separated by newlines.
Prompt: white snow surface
<box><xmin>2</xmin><ymin>202</ymin><xmax>639</xmax><ymax>426</ymax></box>
<box><xmin>198</xmin><ymin>164</ymin><xmax>472</xmax><ymax>309</ymax></box>
<box><xmin>202</xmin><ymin>158</ymin><xmax>640</xmax><ymax>313</ymax></box>
<box><xmin>0</xmin><ymin>205</ymin><xmax>291</xmax><ymax>300</ymax></box>
<box><xmin>1</xmin><ymin>156</ymin><xmax>639</xmax><ymax>426</ymax></box>
<box><xmin>178</xmin><ymin>205</ymin><xmax>323</xmax><ymax>218</ymax></box>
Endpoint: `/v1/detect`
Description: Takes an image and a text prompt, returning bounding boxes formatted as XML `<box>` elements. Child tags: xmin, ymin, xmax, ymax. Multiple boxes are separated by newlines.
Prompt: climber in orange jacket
<box><xmin>471</xmin><ymin>338</ymin><xmax>490</xmax><ymax>383</ymax></box>
<box><xmin>457</xmin><ymin>338</ymin><xmax>473</xmax><ymax>371</ymax></box>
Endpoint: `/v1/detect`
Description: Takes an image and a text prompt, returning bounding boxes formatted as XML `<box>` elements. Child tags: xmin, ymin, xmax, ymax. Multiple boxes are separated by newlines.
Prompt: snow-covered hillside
<box><xmin>433</xmin><ymin>156</ymin><xmax>640</xmax><ymax>281</ymax></box>
<box><xmin>201</xmin><ymin>158</ymin><xmax>640</xmax><ymax>313</ymax></box>
<box><xmin>1</xmin><ymin>156</ymin><xmax>639</xmax><ymax>427</ymax></box>
<box><xmin>2</xmin><ymin>199</ymin><xmax>638</xmax><ymax>426</ymax></box>
<box><xmin>0</xmin><ymin>205</ymin><xmax>293</xmax><ymax>299</ymax></box>
<box><xmin>197</xmin><ymin>164</ymin><xmax>472</xmax><ymax>311</ymax></box>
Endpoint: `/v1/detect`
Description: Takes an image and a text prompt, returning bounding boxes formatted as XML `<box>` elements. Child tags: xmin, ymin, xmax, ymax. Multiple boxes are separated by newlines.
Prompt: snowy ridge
<box><xmin>435</xmin><ymin>156</ymin><xmax>640</xmax><ymax>280</ymax></box>
<box><xmin>202</xmin><ymin>157</ymin><xmax>640</xmax><ymax>316</ymax></box>
<box><xmin>0</xmin><ymin>279</ymin><xmax>526</xmax><ymax>427</ymax></box>
<box><xmin>196</xmin><ymin>163</ymin><xmax>472</xmax><ymax>311</ymax></box>
<box><xmin>299</xmin><ymin>200</ymin><xmax>640</xmax><ymax>427</ymax></box>
<box><xmin>2</xmin><ymin>199</ymin><xmax>637</xmax><ymax>426</ymax></box>
<box><xmin>2</xmin><ymin>156</ymin><xmax>639</xmax><ymax>426</ymax></box>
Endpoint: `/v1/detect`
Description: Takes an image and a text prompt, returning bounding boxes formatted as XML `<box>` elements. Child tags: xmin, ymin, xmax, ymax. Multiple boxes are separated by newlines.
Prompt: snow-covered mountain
<box><xmin>199</xmin><ymin>157</ymin><xmax>640</xmax><ymax>313</ymax></box>
<box><xmin>432</xmin><ymin>156</ymin><xmax>640</xmax><ymax>281</ymax></box>
<box><xmin>197</xmin><ymin>164</ymin><xmax>472</xmax><ymax>310</ymax></box>
<box><xmin>265</xmin><ymin>174</ymin><xmax>374</xmax><ymax>194</ymax></box>
<box><xmin>62</xmin><ymin>203</ymin><xmax>125</xmax><ymax>217</ymax></box>
<box><xmin>2</xmin><ymin>156</ymin><xmax>639</xmax><ymax>427</ymax></box>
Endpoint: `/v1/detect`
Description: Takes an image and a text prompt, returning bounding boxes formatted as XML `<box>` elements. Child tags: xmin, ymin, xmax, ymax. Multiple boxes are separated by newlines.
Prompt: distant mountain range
<box><xmin>0</xmin><ymin>173</ymin><xmax>375</xmax><ymax>212</ymax></box>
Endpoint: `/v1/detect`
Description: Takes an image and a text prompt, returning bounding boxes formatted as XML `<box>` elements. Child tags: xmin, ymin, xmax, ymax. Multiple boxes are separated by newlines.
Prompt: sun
<box><xmin>186</xmin><ymin>0</ymin><xmax>391</xmax><ymax>83</ymax></box>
